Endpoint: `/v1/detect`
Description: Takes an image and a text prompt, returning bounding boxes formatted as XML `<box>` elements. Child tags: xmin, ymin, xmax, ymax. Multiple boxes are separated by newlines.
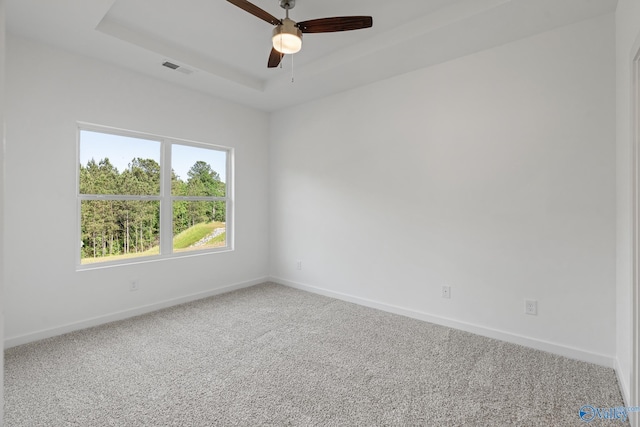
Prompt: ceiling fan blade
<box><xmin>297</xmin><ymin>16</ymin><xmax>373</xmax><ymax>33</ymax></box>
<box><xmin>227</xmin><ymin>0</ymin><xmax>281</xmax><ymax>26</ymax></box>
<box><xmin>268</xmin><ymin>48</ymin><xmax>284</xmax><ymax>68</ymax></box>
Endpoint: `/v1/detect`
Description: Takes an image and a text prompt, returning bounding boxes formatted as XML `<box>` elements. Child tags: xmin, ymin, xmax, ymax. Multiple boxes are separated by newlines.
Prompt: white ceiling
<box><xmin>6</xmin><ymin>0</ymin><xmax>617</xmax><ymax>112</ymax></box>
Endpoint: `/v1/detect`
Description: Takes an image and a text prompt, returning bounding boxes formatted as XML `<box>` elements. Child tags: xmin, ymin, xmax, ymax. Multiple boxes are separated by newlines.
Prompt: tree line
<box><xmin>80</xmin><ymin>157</ymin><xmax>225</xmax><ymax>259</ymax></box>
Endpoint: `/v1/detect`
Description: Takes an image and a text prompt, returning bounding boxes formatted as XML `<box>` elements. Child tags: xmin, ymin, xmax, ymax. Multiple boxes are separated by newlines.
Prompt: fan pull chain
<box><xmin>291</xmin><ymin>54</ymin><xmax>295</xmax><ymax>83</ymax></box>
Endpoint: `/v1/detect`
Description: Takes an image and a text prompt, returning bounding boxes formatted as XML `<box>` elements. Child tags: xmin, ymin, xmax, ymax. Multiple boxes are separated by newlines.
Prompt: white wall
<box><xmin>270</xmin><ymin>14</ymin><xmax>616</xmax><ymax>365</ymax></box>
<box><xmin>0</xmin><ymin>0</ymin><xmax>5</xmax><ymax>424</ymax></box>
<box><xmin>615</xmin><ymin>0</ymin><xmax>640</xmax><ymax>410</ymax></box>
<box><xmin>3</xmin><ymin>35</ymin><xmax>270</xmax><ymax>345</ymax></box>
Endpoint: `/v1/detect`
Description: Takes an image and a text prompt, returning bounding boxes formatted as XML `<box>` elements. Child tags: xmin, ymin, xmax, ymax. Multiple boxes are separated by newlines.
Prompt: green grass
<box><xmin>81</xmin><ymin>247</ymin><xmax>160</xmax><ymax>265</ymax></box>
<box><xmin>81</xmin><ymin>221</ymin><xmax>226</xmax><ymax>264</ymax></box>
<box><xmin>173</xmin><ymin>221</ymin><xmax>225</xmax><ymax>249</ymax></box>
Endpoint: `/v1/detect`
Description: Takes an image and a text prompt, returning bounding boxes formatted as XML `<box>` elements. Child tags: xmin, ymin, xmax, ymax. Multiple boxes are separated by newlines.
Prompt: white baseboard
<box><xmin>271</xmin><ymin>276</ymin><xmax>615</xmax><ymax>368</ymax></box>
<box><xmin>615</xmin><ymin>357</ymin><xmax>631</xmax><ymax>408</ymax></box>
<box><xmin>4</xmin><ymin>276</ymin><xmax>268</xmax><ymax>349</ymax></box>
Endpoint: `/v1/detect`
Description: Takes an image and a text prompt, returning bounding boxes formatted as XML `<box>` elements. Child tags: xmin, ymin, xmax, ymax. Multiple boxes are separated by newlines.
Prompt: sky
<box><xmin>79</xmin><ymin>130</ymin><xmax>227</xmax><ymax>182</ymax></box>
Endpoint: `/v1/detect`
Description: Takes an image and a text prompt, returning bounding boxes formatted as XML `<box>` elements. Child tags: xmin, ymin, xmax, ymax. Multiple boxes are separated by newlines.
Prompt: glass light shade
<box><xmin>272</xmin><ymin>19</ymin><xmax>302</xmax><ymax>54</ymax></box>
<box><xmin>272</xmin><ymin>33</ymin><xmax>302</xmax><ymax>54</ymax></box>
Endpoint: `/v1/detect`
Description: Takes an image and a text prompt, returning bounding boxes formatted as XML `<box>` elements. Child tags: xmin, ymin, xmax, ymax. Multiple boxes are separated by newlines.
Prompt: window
<box><xmin>77</xmin><ymin>125</ymin><xmax>232</xmax><ymax>267</ymax></box>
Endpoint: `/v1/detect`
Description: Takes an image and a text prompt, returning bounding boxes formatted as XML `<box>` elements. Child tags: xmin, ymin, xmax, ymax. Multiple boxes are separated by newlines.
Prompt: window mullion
<box><xmin>79</xmin><ymin>194</ymin><xmax>161</xmax><ymax>201</ymax></box>
<box><xmin>172</xmin><ymin>196</ymin><xmax>228</xmax><ymax>202</ymax></box>
<box><xmin>160</xmin><ymin>141</ymin><xmax>174</xmax><ymax>255</ymax></box>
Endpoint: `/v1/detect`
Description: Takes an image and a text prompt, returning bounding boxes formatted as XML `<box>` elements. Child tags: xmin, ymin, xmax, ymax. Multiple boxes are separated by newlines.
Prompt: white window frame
<box><xmin>76</xmin><ymin>123</ymin><xmax>233</xmax><ymax>270</ymax></box>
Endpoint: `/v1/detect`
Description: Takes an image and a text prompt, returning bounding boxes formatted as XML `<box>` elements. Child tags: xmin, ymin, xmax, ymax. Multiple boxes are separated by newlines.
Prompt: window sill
<box><xmin>76</xmin><ymin>246</ymin><xmax>234</xmax><ymax>271</ymax></box>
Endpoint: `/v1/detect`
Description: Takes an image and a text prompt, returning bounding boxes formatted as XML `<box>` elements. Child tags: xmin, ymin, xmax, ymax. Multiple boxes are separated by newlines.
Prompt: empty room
<box><xmin>1</xmin><ymin>0</ymin><xmax>639</xmax><ymax>425</ymax></box>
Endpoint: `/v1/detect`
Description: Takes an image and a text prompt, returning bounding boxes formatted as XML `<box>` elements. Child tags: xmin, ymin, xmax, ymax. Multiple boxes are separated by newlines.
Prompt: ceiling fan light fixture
<box><xmin>272</xmin><ymin>18</ymin><xmax>302</xmax><ymax>54</ymax></box>
<box><xmin>226</xmin><ymin>0</ymin><xmax>373</xmax><ymax>68</ymax></box>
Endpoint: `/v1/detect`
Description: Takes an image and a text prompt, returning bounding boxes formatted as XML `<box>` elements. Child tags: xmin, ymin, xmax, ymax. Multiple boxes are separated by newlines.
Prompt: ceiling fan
<box><xmin>227</xmin><ymin>0</ymin><xmax>373</xmax><ymax>68</ymax></box>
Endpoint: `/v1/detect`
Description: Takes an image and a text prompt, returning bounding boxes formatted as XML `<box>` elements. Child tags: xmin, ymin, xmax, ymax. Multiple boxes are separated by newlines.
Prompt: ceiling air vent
<box><xmin>162</xmin><ymin>61</ymin><xmax>180</xmax><ymax>70</ymax></box>
<box><xmin>161</xmin><ymin>61</ymin><xmax>194</xmax><ymax>75</ymax></box>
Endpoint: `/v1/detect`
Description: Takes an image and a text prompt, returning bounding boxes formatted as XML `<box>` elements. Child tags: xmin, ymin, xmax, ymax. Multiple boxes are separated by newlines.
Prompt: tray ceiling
<box><xmin>6</xmin><ymin>0</ymin><xmax>617</xmax><ymax>111</ymax></box>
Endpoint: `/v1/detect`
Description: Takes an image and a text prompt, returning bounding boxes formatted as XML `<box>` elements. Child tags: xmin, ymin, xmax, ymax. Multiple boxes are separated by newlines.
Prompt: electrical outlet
<box><xmin>296</xmin><ymin>260</ymin><xmax>302</xmax><ymax>270</ymax></box>
<box><xmin>442</xmin><ymin>285</ymin><xmax>451</xmax><ymax>299</ymax></box>
<box><xmin>130</xmin><ymin>280</ymin><xmax>139</xmax><ymax>292</ymax></box>
<box><xmin>525</xmin><ymin>300</ymin><xmax>537</xmax><ymax>315</ymax></box>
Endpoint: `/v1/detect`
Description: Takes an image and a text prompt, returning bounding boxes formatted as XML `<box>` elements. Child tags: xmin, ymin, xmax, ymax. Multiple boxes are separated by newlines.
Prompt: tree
<box><xmin>184</xmin><ymin>161</ymin><xmax>224</xmax><ymax>225</ymax></box>
<box><xmin>80</xmin><ymin>158</ymin><xmax>120</xmax><ymax>257</ymax></box>
<box><xmin>172</xmin><ymin>169</ymin><xmax>190</xmax><ymax>235</ymax></box>
<box><xmin>187</xmin><ymin>161</ymin><xmax>220</xmax><ymax>192</ymax></box>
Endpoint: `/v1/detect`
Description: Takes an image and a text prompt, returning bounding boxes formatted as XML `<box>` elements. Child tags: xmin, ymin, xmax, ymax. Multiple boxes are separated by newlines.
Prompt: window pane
<box><xmin>173</xmin><ymin>201</ymin><xmax>226</xmax><ymax>253</ymax></box>
<box><xmin>79</xmin><ymin>130</ymin><xmax>160</xmax><ymax>195</ymax></box>
<box><xmin>171</xmin><ymin>145</ymin><xmax>226</xmax><ymax>197</ymax></box>
<box><xmin>80</xmin><ymin>200</ymin><xmax>160</xmax><ymax>264</ymax></box>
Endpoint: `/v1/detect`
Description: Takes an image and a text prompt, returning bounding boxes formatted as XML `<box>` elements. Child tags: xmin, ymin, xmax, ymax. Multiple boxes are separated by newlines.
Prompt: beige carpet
<box><xmin>4</xmin><ymin>283</ymin><xmax>627</xmax><ymax>426</ymax></box>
